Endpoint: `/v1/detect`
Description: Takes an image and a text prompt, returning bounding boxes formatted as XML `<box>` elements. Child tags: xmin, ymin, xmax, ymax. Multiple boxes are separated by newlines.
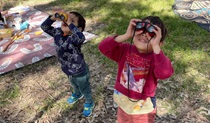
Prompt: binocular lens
<box><xmin>60</xmin><ymin>15</ymin><xmax>65</xmax><ymax>21</ymax></box>
<box><xmin>136</xmin><ymin>22</ymin><xmax>144</xmax><ymax>29</ymax></box>
<box><xmin>55</xmin><ymin>13</ymin><xmax>60</xmax><ymax>18</ymax></box>
<box><xmin>147</xmin><ymin>26</ymin><xmax>155</xmax><ymax>33</ymax></box>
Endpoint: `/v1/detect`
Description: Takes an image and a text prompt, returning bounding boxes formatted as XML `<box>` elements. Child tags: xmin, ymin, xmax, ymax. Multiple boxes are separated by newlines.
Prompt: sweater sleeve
<box><xmin>66</xmin><ymin>23</ymin><xmax>86</xmax><ymax>46</ymax></box>
<box><xmin>153</xmin><ymin>51</ymin><xmax>174</xmax><ymax>79</ymax></box>
<box><xmin>41</xmin><ymin>15</ymin><xmax>56</xmax><ymax>37</ymax></box>
<box><xmin>98</xmin><ymin>36</ymin><xmax>127</xmax><ymax>62</ymax></box>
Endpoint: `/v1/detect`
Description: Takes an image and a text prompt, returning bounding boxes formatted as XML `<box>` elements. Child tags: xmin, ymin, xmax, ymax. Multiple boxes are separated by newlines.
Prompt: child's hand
<box><xmin>66</xmin><ymin>13</ymin><xmax>77</xmax><ymax>26</ymax></box>
<box><xmin>66</xmin><ymin>13</ymin><xmax>72</xmax><ymax>25</ymax></box>
<box><xmin>50</xmin><ymin>13</ymin><xmax>56</xmax><ymax>21</ymax></box>
<box><xmin>125</xmin><ymin>19</ymin><xmax>142</xmax><ymax>39</ymax></box>
<box><xmin>149</xmin><ymin>25</ymin><xmax>162</xmax><ymax>54</ymax></box>
<box><xmin>114</xmin><ymin>19</ymin><xmax>142</xmax><ymax>43</ymax></box>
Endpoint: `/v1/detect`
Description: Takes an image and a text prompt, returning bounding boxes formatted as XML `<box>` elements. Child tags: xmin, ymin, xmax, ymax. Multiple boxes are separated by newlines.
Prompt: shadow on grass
<box><xmin>0</xmin><ymin>0</ymin><xmax>210</xmax><ymax>122</ymax></box>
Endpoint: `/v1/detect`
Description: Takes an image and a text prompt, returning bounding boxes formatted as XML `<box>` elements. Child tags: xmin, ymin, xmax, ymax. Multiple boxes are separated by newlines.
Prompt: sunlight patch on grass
<box><xmin>165</xmin><ymin>46</ymin><xmax>210</xmax><ymax>114</ymax></box>
<box><xmin>140</xmin><ymin>0</ymin><xmax>175</xmax><ymax>17</ymax></box>
<box><xmin>17</xmin><ymin>0</ymin><xmax>56</xmax><ymax>6</ymax></box>
<box><xmin>173</xmin><ymin>49</ymin><xmax>208</xmax><ymax>65</ymax></box>
<box><xmin>185</xmin><ymin>67</ymin><xmax>209</xmax><ymax>84</ymax></box>
<box><xmin>109</xmin><ymin>0</ymin><xmax>137</xmax><ymax>3</ymax></box>
<box><xmin>65</xmin><ymin>1</ymin><xmax>89</xmax><ymax>11</ymax></box>
<box><xmin>93</xmin><ymin>8</ymin><xmax>111</xmax><ymax>20</ymax></box>
<box><xmin>157</xmin><ymin>99</ymin><xmax>174</xmax><ymax>115</ymax></box>
<box><xmin>119</xmin><ymin>8</ymin><xmax>140</xmax><ymax>17</ymax></box>
<box><xmin>173</xmin><ymin>49</ymin><xmax>210</xmax><ymax>81</ymax></box>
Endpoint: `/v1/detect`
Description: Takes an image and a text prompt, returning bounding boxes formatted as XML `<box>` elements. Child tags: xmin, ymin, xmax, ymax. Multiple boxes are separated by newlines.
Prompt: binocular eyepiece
<box><xmin>55</xmin><ymin>12</ymin><xmax>68</xmax><ymax>22</ymax></box>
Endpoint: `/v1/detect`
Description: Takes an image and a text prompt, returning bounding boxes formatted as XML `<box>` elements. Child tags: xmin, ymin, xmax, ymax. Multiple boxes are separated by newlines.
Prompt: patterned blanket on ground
<box><xmin>172</xmin><ymin>0</ymin><xmax>210</xmax><ymax>32</ymax></box>
<box><xmin>0</xmin><ymin>6</ymin><xmax>97</xmax><ymax>75</ymax></box>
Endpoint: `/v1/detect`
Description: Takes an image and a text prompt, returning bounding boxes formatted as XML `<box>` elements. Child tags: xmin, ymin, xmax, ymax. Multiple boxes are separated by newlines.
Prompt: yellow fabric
<box><xmin>113</xmin><ymin>92</ymin><xmax>154</xmax><ymax>115</ymax></box>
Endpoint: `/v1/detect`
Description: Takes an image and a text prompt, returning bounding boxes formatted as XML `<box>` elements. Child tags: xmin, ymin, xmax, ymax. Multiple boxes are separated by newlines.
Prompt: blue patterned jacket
<box><xmin>41</xmin><ymin>16</ymin><xmax>86</xmax><ymax>76</ymax></box>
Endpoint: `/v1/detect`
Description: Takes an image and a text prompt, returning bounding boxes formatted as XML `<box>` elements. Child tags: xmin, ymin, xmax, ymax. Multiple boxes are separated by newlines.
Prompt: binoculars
<box><xmin>136</xmin><ymin>22</ymin><xmax>156</xmax><ymax>37</ymax></box>
<box><xmin>136</xmin><ymin>22</ymin><xmax>156</xmax><ymax>33</ymax></box>
<box><xmin>55</xmin><ymin>12</ymin><xmax>68</xmax><ymax>22</ymax></box>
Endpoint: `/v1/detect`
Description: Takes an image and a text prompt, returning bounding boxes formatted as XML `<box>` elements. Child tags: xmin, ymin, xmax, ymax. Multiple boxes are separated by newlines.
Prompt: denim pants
<box><xmin>68</xmin><ymin>65</ymin><xmax>93</xmax><ymax>104</ymax></box>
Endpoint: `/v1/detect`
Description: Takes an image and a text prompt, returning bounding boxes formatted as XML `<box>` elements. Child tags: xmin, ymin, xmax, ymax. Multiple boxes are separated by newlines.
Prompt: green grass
<box><xmin>1</xmin><ymin>0</ymin><xmax>210</xmax><ymax>122</ymax></box>
<box><xmin>0</xmin><ymin>83</ymin><xmax>20</xmax><ymax>106</ymax></box>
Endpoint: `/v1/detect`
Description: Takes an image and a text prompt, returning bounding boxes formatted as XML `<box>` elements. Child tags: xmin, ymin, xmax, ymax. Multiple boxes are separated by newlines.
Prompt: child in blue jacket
<box><xmin>41</xmin><ymin>11</ymin><xmax>94</xmax><ymax>117</ymax></box>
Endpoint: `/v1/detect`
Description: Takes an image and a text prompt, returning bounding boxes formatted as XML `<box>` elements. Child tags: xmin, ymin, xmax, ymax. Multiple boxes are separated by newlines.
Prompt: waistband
<box><xmin>72</xmin><ymin>64</ymin><xmax>88</xmax><ymax>77</ymax></box>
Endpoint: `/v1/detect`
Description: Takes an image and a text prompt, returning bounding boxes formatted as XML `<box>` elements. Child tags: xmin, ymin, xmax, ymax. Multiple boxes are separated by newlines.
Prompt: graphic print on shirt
<box><xmin>120</xmin><ymin>53</ymin><xmax>150</xmax><ymax>93</ymax></box>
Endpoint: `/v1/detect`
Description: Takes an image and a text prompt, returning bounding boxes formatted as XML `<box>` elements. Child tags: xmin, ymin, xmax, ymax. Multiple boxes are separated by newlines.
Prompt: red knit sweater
<box><xmin>98</xmin><ymin>36</ymin><xmax>174</xmax><ymax>100</ymax></box>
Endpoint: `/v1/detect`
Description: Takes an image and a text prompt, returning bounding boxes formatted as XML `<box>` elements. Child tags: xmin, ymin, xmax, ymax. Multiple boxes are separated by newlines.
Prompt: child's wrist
<box><xmin>114</xmin><ymin>34</ymin><xmax>128</xmax><ymax>43</ymax></box>
<box><xmin>124</xmin><ymin>33</ymin><xmax>131</xmax><ymax>39</ymax></box>
<box><xmin>153</xmin><ymin>45</ymin><xmax>161</xmax><ymax>54</ymax></box>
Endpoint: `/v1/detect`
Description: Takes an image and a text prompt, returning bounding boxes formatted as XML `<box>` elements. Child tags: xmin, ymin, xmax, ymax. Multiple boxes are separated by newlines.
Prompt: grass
<box><xmin>1</xmin><ymin>0</ymin><xmax>210</xmax><ymax>122</ymax></box>
<box><xmin>0</xmin><ymin>83</ymin><xmax>19</xmax><ymax>106</ymax></box>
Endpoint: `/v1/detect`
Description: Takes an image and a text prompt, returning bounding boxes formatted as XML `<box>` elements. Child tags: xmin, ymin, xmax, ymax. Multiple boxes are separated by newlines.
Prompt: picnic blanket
<box><xmin>0</xmin><ymin>6</ymin><xmax>97</xmax><ymax>75</ymax></box>
<box><xmin>172</xmin><ymin>0</ymin><xmax>210</xmax><ymax>32</ymax></box>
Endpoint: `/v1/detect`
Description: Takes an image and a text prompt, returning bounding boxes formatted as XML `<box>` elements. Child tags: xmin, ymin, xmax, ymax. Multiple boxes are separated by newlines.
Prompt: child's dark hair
<box><xmin>142</xmin><ymin>16</ymin><xmax>167</xmax><ymax>42</ymax></box>
<box><xmin>70</xmin><ymin>11</ymin><xmax>86</xmax><ymax>32</ymax></box>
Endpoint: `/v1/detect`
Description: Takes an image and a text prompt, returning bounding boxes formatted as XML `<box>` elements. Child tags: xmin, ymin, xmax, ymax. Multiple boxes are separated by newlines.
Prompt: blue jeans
<box><xmin>68</xmin><ymin>64</ymin><xmax>93</xmax><ymax>104</ymax></box>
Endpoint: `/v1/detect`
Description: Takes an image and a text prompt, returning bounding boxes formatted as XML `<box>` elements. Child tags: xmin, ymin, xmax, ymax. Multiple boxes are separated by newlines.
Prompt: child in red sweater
<box><xmin>98</xmin><ymin>16</ymin><xmax>174</xmax><ymax>123</ymax></box>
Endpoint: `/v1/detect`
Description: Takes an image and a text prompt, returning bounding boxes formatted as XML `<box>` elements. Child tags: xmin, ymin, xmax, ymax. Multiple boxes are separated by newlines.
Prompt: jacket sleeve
<box><xmin>98</xmin><ymin>36</ymin><xmax>127</xmax><ymax>62</ymax></box>
<box><xmin>41</xmin><ymin>15</ymin><xmax>56</xmax><ymax>37</ymax></box>
<box><xmin>66</xmin><ymin>23</ymin><xmax>85</xmax><ymax>46</ymax></box>
<box><xmin>153</xmin><ymin>51</ymin><xmax>174</xmax><ymax>79</ymax></box>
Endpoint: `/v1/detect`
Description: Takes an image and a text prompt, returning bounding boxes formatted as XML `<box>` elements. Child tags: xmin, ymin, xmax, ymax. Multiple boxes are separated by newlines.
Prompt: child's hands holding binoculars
<box><xmin>50</xmin><ymin>10</ymin><xmax>80</xmax><ymax>35</ymax></box>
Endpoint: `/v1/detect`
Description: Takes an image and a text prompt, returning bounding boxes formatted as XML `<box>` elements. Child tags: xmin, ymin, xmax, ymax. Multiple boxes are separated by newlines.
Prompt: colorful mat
<box><xmin>0</xmin><ymin>6</ymin><xmax>97</xmax><ymax>75</ymax></box>
<box><xmin>172</xmin><ymin>0</ymin><xmax>210</xmax><ymax>32</ymax></box>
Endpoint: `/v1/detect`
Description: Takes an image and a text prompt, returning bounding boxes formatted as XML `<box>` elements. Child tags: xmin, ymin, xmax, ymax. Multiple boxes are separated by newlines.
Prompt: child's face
<box><xmin>133</xmin><ymin>20</ymin><xmax>161</xmax><ymax>53</ymax></box>
<box><xmin>61</xmin><ymin>13</ymin><xmax>79</xmax><ymax>34</ymax></box>
<box><xmin>133</xmin><ymin>30</ymin><xmax>154</xmax><ymax>53</ymax></box>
